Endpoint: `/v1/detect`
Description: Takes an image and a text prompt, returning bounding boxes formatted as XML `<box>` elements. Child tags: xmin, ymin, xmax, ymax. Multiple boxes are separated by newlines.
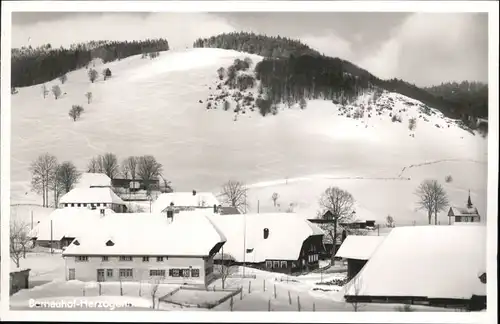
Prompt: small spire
<box><xmin>467</xmin><ymin>190</ymin><xmax>473</xmax><ymax>208</ymax></box>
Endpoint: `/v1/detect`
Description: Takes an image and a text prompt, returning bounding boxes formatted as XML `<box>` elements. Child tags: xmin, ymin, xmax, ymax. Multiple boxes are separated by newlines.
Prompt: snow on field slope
<box><xmin>11</xmin><ymin>48</ymin><xmax>488</xmax><ymax>225</ymax></box>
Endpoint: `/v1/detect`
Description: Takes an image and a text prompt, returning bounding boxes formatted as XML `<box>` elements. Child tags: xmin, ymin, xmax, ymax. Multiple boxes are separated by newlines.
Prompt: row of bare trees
<box><xmin>87</xmin><ymin>153</ymin><xmax>171</xmax><ymax>190</ymax></box>
<box><xmin>30</xmin><ymin>153</ymin><xmax>81</xmax><ymax>207</ymax></box>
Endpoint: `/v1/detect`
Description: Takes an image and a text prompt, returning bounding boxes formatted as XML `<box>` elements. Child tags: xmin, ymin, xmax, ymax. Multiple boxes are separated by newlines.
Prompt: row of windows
<box><xmin>76</xmin><ymin>256</ymin><xmax>169</xmax><ymax>262</ymax></box>
<box><xmin>96</xmin><ymin>268</ymin><xmax>202</xmax><ymax>278</ymax></box>
<box><xmin>308</xmin><ymin>254</ymin><xmax>319</xmax><ymax>263</ymax></box>
<box><xmin>266</xmin><ymin>261</ymin><xmax>288</xmax><ymax>269</ymax></box>
<box><xmin>63</xmin><ymin>203</ymin><xmax>111</xmax><ymax>208</ymax></box>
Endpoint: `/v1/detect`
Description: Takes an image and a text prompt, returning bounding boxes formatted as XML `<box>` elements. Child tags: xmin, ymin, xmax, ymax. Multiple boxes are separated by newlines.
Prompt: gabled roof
<box><xmin>343</xmin><ymin>225</ymin><xmax>486</xmax><ymax>300</ymax></box>
<box><xmin>30</xmin><ymin>208</ymin><xmax>117</xmax><ymax>241</ymax></box>
<box><xmin>61</xmin><ymin>213</ymin><xmax>226</xmax><ymax>257</ymax></box>
<box><xmin>206</xmin><ymin>212</ymin><xmax>324</xmax><ymax>263</ymax></box>
<box><xmin>335</xmin><ymin>235</ymin><xmax>385</xmax><ymax>260</ymax></box>
<box><xmin>59</xmin><ymin>187</ymin><xmax>125</xmax><ymax>205</ymax></box>
<box><xmin>75</xmin><ymin>173</ymin><xmax>112</xmax><ymax>188</ymax></box>
<box><xmin>448</xmin><ymin>206</ymin><xmax>480</xmax><ymax>217</ymax></box>
<box><xmin>152</xmin><ymin>192</ymin><xmax>220</xmax><ymax>212</ymax></box>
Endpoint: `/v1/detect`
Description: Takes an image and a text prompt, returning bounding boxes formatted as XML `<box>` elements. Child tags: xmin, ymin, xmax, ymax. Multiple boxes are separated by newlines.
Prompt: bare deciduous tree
<box><xmin>217</xmin><ymin>67</ymin><xmax>225</xmax><ymax>80</ymax></box>
<box><xmin>52</xmin><ymin>85</ymin><xmax>62</xmax><ymax>99</ymax></box>
<box><xmin>150</xmin><ymin>279</ymin><xmax>160</xmax><ymax>309</ymax></box>
<box><xmin>48</xmin><ymin>164</ymin><xmax>64</xmax><ymax>207</ymax></box>
<box><xmin>85</xmin><ymin>92</ymin><xmax>92</xmax><ymax>104</ymax></box>
<box><xmin>408</xmin><ymin>117</ymin><xmax>417</xmax><ymax>131</ymax></box>
<box><xmin>30</xmin><ymin>153</ymin><xmax>58</xmax><ymax>207</ymax></box>
<box><xmin>88</xmin><ymin>68</ymin><xmax>98</xmax><ymax>83</ymax></box>
<box><xmin>122</xmin><ymin>156</ymin><xmax>138</xmax><ymax>180</ymax></box>
<box><xmin>415</xmin><ymin>179</ymin><xmax>449</xmax><ymax>225</ymax></box>
<box><xmin>137</xmin><ymin>155</ymin><xmax>163</xmax><ymax>181</ymax></box>
<box><xmin>100</xmin><ymin>153</ymin><xmax>120</xmax><ymax>179</ymax></box>
<box><xmin>346</xmin><ymin>276</ymin><xmax>363</xmax><ymax>312</ymax></box>
<box><xmin>271</xmin><ymin>192</ymin><xmax>279</xmax><ymax>207</ymax></box>
<box><xmin>69</xmin><ymin>105</ymin><xmax>84</xmax><ymax>121</ymax></box>
<box><xmin>386</xmin><ymin>215</ymin><xmax>395</xmax><ymax>228</ymax></box>
<box><xmin>216</xmin><ymin>264</ymin><xmax>236</xmax><ymax>290</ymax></box>
<box><xmin>41</xmin><ymin>84</ymin><xmax>49</xmax><ymax>98</ymax></box>
<box><xmin>318</xmin><ymin>186</ymin><xmax>356</xmax><ymax>265</ymax></box>
<box><xmin>220</xmin><ymin>180</ymin><xmax>248</xmax><ymax>211</ymax></box>
<box><xmin>87</xmin><ymin>156</ymin><xmax>102</xmax><ymax>173</ymax></box>
<box><xmin>56</xmin><ymin>161</ymin><xmax>81</xmax><ymax>194</ymax></box>
<box><xmin>10</xmin><ymin>220</ymin><xmax>34</xmax><ymax>268</ymax></box>
<box><xmin>59</xmin><ymin>74</ymin><xmax>68</xmax><ymax>84</ymax></box>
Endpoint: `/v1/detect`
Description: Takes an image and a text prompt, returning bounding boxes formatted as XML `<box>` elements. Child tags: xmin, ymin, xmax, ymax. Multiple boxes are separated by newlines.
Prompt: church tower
<box><xmin>467</xmin><ymin>190</ymin><xmax>473</xmax><ymax>209</ymax></box>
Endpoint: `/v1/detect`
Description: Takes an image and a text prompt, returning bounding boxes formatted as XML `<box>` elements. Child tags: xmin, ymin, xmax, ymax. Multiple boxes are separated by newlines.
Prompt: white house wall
<box><xmin>64</xmin><ymin>255</ymin><xmax>214</xmax><ymax>286</ymax></box>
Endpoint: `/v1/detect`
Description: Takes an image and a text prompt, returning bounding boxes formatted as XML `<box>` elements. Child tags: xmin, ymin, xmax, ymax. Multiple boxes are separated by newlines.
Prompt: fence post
<box><xmin>297</xmin><ymin>296</ymin><xmax>301</xmax><ymax>311</ymax></box>
<box><xmin>83</xmin><ymin>286</ymin><xmax>86</xmax><ymax>296</ymax></box>
<box><xmin>248</xmin><ymin>281</ymin><xmax>251</xmax><ymax>294</ymax></box>
<box><xmin>230</xmin><ymin>296</ymin><xmax>233</xmax><ymax>311</ymax></box>
<box><xmin>263</xmin><ymin>280</ymin><xmax>266</xmax><ymax>291</ymax></box>
<box><xmin>268</xmin><ymin>299</ymin><xmax>271</xmax><ymax>311</ymax></box>
<box><xmin>313</xmin><ymin>302</ymin><xmax>316</xmax><ymax>312</ymax></box>
<box><xmin>288</xmin><ymin>291</ymin><xmax>292</xmax><ymax>305</ymax></box>
<box><xmin>274</xmin><ymin>284</ymin><xmax>277</xmax><ymax>299</ymax></box>
<box><xmin>240</xmin><ymin>287</ymin><xmax>243</xmax><ymax>300</ymax></box>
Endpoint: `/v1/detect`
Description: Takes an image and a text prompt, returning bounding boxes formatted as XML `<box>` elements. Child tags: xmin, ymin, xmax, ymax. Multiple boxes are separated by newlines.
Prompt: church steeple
<box><xmin>467</xmin><ymin>190</ymin><xmax>473</xmax><ymax>208</ymax></box>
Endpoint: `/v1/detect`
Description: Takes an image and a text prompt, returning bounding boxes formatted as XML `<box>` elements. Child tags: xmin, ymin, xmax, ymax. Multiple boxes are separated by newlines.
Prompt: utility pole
<box><xmin>243</xmin><ymin>193</ymin><xmax>247</xmax><ymax>278</ymax></box>
<box><xmin>31</xmin><ymin>211</ymin><xmax>34</xmax><ymax>230</ymax></box>
<box><xmin>50</xmin><ymin>219</ymin><xmax>54</xmax><ymax>255</ymax></box>
<box><xmin>257</xmin><ymin>200</ymin><xmax>260</xmax><ymax>214</ymax></box>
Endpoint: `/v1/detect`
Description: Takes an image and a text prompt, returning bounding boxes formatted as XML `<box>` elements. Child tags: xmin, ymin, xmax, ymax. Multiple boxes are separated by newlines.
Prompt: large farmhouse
<box><xmin>62</xmin><ymin>212</ymin><xmax>226</xmax><ymax>287</ymax></box>
<box><xmin>206</xmin><ymin>212</ymin><xmax>325</xmax><ymax>274</ymax></box>
<box><xmin>59</xmin><ymin>187</ymin><xmax>127</xmax><ymax>213</ymax></box>
<box><xmin>342</xmin><ymin>225</ymin><xmax>486</xmax><ymax>310</ymax></box>
<box><xmin>152</xmin><ymin>190</ymin><xmax>220</xmax><ymax>213</ymax></box>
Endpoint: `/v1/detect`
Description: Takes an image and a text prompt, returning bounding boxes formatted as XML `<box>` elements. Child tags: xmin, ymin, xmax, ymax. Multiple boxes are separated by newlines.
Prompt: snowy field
<box><xmin>9</xmin><ymin>253</ymin><xmax>455</xmax><ymax>312</ymax></box>
<box><xmin>11</xmin><ymin>47</ymin><xmax>488</xmax><ymax>226</ymax></box>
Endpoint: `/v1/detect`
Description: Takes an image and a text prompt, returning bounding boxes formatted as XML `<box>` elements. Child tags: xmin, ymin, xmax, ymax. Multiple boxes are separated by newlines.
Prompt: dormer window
<box><xmin>106</xmin><ymin>240</ymin><xmax>115</xmax><ymax>246</ymax></box>
<box><xmin>73</xmin><ymin>240</ymin><xmax>80</xmax><ymax>246</ymax></box>
<box><xmin>263</xmin><ymin>228</ymin><xmax>269</xmax><ymax>239</ymax></box>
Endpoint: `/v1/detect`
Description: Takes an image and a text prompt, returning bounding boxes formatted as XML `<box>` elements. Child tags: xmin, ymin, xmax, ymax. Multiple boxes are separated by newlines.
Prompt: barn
<box><xmin>58</xmin><ymin>187</ymin><xmax>127</xmax><ymax>213</ymax></box>
<box><xmin>342</xmin><ymin>225</ymin><xmax>486</xmax><ymax>310</ymax></box>
<box><xmin>206</xmin><ymin>212</ymin><xmax>325</xmax><ymax>274</ymax></box>
<box><xmin>335</xmin><ymin>235</ymin><xmax>385</xmax><ymax>280</ymax></box>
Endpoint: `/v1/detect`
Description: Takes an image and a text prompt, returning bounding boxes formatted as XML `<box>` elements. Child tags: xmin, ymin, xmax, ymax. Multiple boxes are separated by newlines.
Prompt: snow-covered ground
<box><xmin>9</xmin><ymin>252</ymin><xmax>454</xmax><ymax>312</ymax></box>
<box><xmin>11</xmin><ymin>47</ymin><xmax>487</xmax><ymax>226</ymax></box>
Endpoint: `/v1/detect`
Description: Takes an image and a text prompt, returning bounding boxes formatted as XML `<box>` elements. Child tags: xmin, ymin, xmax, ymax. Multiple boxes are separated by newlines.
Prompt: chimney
<box><xmin>213</xmin><ymin>204</ymin><xmax>217</xmax><ymax>214</ymax></box>
<box><xmin>100</xmin><ymin>208</ymin><xmax>105</xmax><ymax>217</ymax></box>
<box><xmin>167</xmin><ymin>202</ymin><xmax>174</xmax><ymax>222</ymax></box>
<box><xmin>192</xmin><ymin>190</ymin><xmax>197</xmax><ymax>196</ymax></box>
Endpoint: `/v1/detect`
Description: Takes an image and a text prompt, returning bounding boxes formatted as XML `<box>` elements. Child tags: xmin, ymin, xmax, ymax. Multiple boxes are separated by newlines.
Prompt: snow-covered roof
<box><xmin>30</xmin><ymin>208</ymin><xmax>117</xmax><ymax>241</ymax></box>
<box><xmin>62</xmin><ymin>212</ymin><xmax>226</xmax><ymax>257</ymax></box>
<box><xmin>343</xmin><ymin>225</ymin><xmax>486</xmax><ymax>300</ymax></box>
<box><xmin>59</xmin><ymin>187</ymin><xmax>125</xmax><ymax>205</ymax></box>
<box><xmin>205</xmin><ymin>212</ymin><xmax>324</xmax><ymax>263</ymax></box>
<box><xmin>335</xmin><ymin>235</ymin><xmax>385</xmax><ymax>260</ymax></box>
<box><xmin>152</xmin><ymin>192</ymin><xmax>220</xmax><ymax>212</ymax></box>
<box><xmin>75</xmin><ymin>173</ymin><xmax>111</xmax><ymax>188</ymax></box>
<box><xmin>448</xmin><ymin>207</ymin><xmax>480</xmax><ymax>217</ymax></box>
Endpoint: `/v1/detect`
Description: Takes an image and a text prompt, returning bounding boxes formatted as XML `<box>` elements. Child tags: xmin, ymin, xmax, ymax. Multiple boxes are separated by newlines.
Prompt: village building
<box><xmin>58</xmin><ymin>187</ymin><xmax>127</xmax><ymax>213</ymax></box>
<box><xmin>152</xmin><ymin>190</ymin><xmax>220</xmax><ymax>213</ymax></box>
<box><xmin>61</xmin><ymin>212</ymin><xmax>226</xmax><ymax>287</ymax></box>
<box><xmin>206</xmin><ymin>212</ymin><xmax>325</xmax><ymax>274</ymax></box>
<box><xmin>75</xmin><ymin>172</ymin><xmax>112</xmax><ymax>188</ymax></box>
<box><xmin>447</xmin><ymin>191</ymin><xmax>481</xmax><ymax>224</ymax></box>
<box><xmin>335</xmin><ymin>235</ymin><xmax>385</xmax><ymax>280</ymax></box>
<box><xmin>342</xmin><ymin>224</ymin><xmax>486</xmax><ymax>311</ymax></box>
<box><xmin>29</xmin><ymin>208</ymin><xmax>116</xmax><ymax>249</ymax></box>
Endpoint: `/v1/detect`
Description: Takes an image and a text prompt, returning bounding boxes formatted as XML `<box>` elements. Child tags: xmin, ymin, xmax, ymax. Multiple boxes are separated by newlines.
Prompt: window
<box><xmin>266</xmin><ymin>261</ymin><xmax>273</xmax><ymax>268</ymax></box>
<box><xmin>103</xmin><ymin>203</ymin><xmax>107</xmax><ymax>207</ymax></box>
<box><xmin>106</xmin><ymin>269</ymin><xmax>113</xmax><ymax>277</ymax></box>
<box><xmin>263</xmin><ymin>228</ymin><xmax>269</xmax><ymax>239</ymax></box>
<box><xmin>76</xmin><ymin>256</ymin><xmax>88</xmax><ymax>262</ymax></box>
<box><xmin>119</xmin><ymin>256</ymin><xmax>132</xmax><ymax>261</ymax></box>
<box><xmin>171</xmin><ymin>269</ymin><xmax>180</xmax><ymax>277</ymax></box>
<box><xmin>102</xmin><ymin>256</ymin><xmax>109</xmax><ymax>262</ymax></box>
<box><xmin>273</xmin><ymin>261</ymin><xmax>279</xmax><ymax>268</ymax></box>
<box><xmin>119</xmin><ymin>269</ymin><xmax>133</xmax><ymax>278</ymax></box>
<box><xmin>105</xmin><ymin>240</ymin><xmax>114</xmax><ymax>246</ymax></box>
<box><xmin>156</xmin><ymin>257</ymin><xmax>164</xmax><ymax>262</ymax></box>
<box><xmin>150</xmin><ymin>269</ymin><xmax>166</xmax><ymax>277</ymax></box>
<box><xmin>96</xmin><ymin>203</ymin><xmax>100</xmax><ymax>207</ymax></box>
<box><xmin>182</xmin><ymin>269</ymin><xmax>190</xmax><ymax>277</ymax></box>
<box><xmin>205</xmin><ymin>266</ymin><xmax>213</xmax><ymax>275</ymax></box>
<box><xmin>281</xmin><ymin>261</ymin><xmax>287</xmax><ymax>268</ymax></box>
<box><xmin>191</xmin><ymin>269</ymin><xmax>200</xmax><ymax>277</ymax></box>
<box><xmin>77</xmin><ymin>203</ymin><xmax>81</xmax><ymax>207</ymax></box>
<box><xmin>142</xmin><ymin>257</ymin><xmax>149</xmax><ymax>262</ymax></box>
<box><xmin>83</xmin><ymin>203</ymin><xmax>87</xmax><ymax>207</ymax></box>
<box><xmin>71</xmin><ymin>203</ymin><xmax>75</xmax><ymax>207</ymax></box>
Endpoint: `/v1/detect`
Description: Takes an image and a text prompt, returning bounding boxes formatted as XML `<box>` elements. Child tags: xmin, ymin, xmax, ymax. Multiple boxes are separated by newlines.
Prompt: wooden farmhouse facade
<box><xmin>207</xmin><ymin>212</ymin><xmax>325</xmax><ymax>274</ymax></box>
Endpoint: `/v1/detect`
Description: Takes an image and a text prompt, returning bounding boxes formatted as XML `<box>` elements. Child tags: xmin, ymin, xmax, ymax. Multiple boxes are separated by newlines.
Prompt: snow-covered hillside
<box><xmin>11</xmin><ymin>48</ymin><xmax>488</xmax><ymax>225</ymax></box>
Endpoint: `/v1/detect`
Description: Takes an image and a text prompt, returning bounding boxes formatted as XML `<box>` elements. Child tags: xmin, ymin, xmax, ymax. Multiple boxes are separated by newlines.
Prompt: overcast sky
<box><xmin>11</xmin><ymin>12</ymin><xmax>489</xmax><ymax>87</ymax></box>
